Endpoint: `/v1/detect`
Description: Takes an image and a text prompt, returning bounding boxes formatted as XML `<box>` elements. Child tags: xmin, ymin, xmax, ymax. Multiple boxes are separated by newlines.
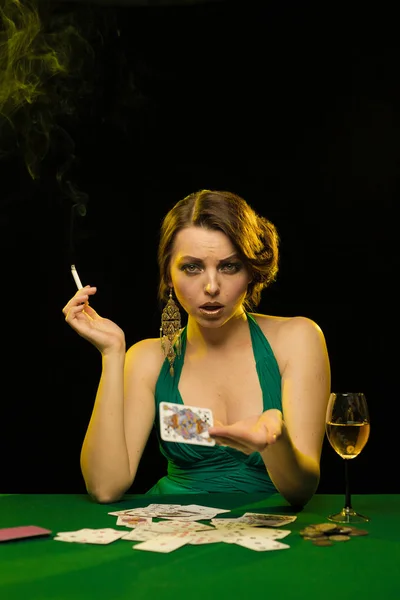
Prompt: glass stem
<box><xmin>344</xmin><ymin>459</ymin><xmax>352</xmax><ymax>509</ymax></box>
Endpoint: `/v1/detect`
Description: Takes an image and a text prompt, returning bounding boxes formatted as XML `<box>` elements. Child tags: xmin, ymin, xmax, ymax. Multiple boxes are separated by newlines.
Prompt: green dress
<box><xmin>146</xmin><ymin>313</ymin><xmax>282</xmax><ymax>495</ymax></box>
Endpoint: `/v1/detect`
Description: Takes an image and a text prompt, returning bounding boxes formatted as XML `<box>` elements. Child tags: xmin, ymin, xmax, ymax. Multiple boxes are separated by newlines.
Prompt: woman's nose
<box><xmin>204</xmin><ymin>275</ymin><xmax>220</xmax><ymax>296</ymax></box>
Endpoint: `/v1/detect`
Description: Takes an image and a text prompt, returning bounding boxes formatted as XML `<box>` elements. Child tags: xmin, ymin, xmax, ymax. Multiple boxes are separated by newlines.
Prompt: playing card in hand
<box><xmin>159</xmin><ymin>401</ymin><xmax>215</xmax><ymax>446</ymax></box>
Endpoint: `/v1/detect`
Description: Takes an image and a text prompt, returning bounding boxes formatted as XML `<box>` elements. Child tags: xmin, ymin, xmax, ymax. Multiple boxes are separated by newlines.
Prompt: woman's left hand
<box><xmin>208</xmin><ymin>409</ymin><xmax>283</xmax><ymax>454</ymax></box>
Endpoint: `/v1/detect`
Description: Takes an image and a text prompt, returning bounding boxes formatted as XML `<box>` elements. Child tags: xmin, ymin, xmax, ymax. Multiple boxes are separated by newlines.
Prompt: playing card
<box><xmin>183</xmin><ymin>504</ymin><xmax>230</xmax><ymax>515</ymax></box>
<box><xmin>211</xmin><ymin>521</ymin><xmax>260</xmax><ymax>532</ymax></box>
<box><xmin>121</xmin><ymin>528</ymin><xmax>164</xmax><ymax>542</ymax></box>
<box><xmin>215</xmin><ymin>525</ymin><xmax>292</xmax><ymax>543</ymax></box>
<box><xmin>111</xmin><ymin>504</ymin><xmax>181</xmax><ymax>518</ymax></box>
<box><xmin>211</xmin><ymin>518</ymin><xmax>251</xmax><ymax>527</ymax></box>
<box><xmin>0</xmin><ymin>525</ymin><xmax>52</xmax><ymax>542</ymax></box>
<box><xmin>159</xmin><ymin>401</ymin><xmax>215</xmax><ymax>446</ymax></box>
<box><xmin>116</xmin><ymin>516</ymin><xmax>152</xmax><ymax>528</ymax></box>
<box><xmin>234</xmin><ymin>538</ymin><xmax>290</xmax><ymax>551</ymax></box>
<box><xmin>140</xmin><ymin>520</ymin><xmax>214</xmax><ymax>532</ymax></box>
<box><xmin>84</xmin><ymin>529</ymin><xmax>128</xmax><ymax>544</ymax></box>
<box><xmin>108</xmin><ymin>509</ymin><xmax>143</xmax><ymax>517</ymax></box>
<box><xmin>54</xmin><ymin>528</ymin><xmax>127</xmax><ymax>544</ymax></box>
<box><xmin>188</xmin><ymin>530</ymin><xmax>227</xmax><ymax>545</ymax></box>
<box><xmin>154</xmin><ymin>508</ymin><xmax>203</xmax><ymax>520</ymax></box>
<box><xmin>238</xmin><ymin>513</ymin><xmax>297</xmax><ymax>527</ymax></box>
<box><xmin>133</xmin><ymin>531</ymin><xmax>195</xmax><ymax>553</ymax></box>
<box><xmin>53</xmin><ymin>529</ymin><xmax>94</xmax><ymax>543</ymax></box>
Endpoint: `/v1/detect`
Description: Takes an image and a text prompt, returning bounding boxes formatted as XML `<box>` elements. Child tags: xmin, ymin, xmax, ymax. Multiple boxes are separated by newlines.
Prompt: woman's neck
<box><xmin>186</xmin><ymin>309</ymin><xmax>250</xmax><ymax>352</ymax></box>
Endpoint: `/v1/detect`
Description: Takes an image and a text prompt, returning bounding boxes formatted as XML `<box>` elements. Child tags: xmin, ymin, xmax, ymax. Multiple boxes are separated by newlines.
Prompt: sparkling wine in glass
<box><xmin>325</xmin><ymin>392</ymin><xmax>370</xmax><ymax>523</ymax></box>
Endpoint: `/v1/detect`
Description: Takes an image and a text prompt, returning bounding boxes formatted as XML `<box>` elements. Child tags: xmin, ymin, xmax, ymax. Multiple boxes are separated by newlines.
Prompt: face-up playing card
<box><xmin>121</xmin><ymin>528</ymin><xmax>164</xmax><ymax>542</ymax></box>
<box><xmin>188</xmin><ymin>530</ymin><xmax>227</xmax><ymax>545</ymax></box>
<box><xmin>53</xmin><ymin>529</ymin><xmax>93</xmax><ymax>543</ymax></box>
<box><xmin>133</xmin><ymin>531</ymin><xmax>195</xmax><ymax>553</ymax></box>
<box><xmin>211</xmin><ymin>518</ymin><xmax>252</xmax><ymax>527</ymax></box>
<box><xmin>116</xmin><ymin>516</ymin><xmax>152</xmax><ymax>528</ymax></box>
<box><xmin>122</xmin><ymin>514</ymin><xmax>226</xmax><ymax>544</ymax></box>
<box><xmin>183</xmin><ymin>504</ymin><xmax>230</xmax><ymax>515</ymax></box>
<box><xmin>54</xmin><ymin>528</ymin><xmax>127</xmax><ymax>544</ymax></box>
<box><xmin>145</xmin><ymin>520</ymin><xmax>214</xmax><ymax>533</ymax></box>
<box><xmin>159</xmin><ymin>401</ymin><xmax>215</xmax><ymax>446</ymax></box>
<box><xmin>238</xmin><ymin>513</ymin><xmax>297</xmax><ymax>527</ymax></box>
<box><xmin>213</xmin><ymin>525</ymin><xmax>292</xmax><ymax>544</ymax></box>
<box><xmin>234</xmin><ymin>538</ymin><xmax>290</xmax><ymax>551</ymax></box>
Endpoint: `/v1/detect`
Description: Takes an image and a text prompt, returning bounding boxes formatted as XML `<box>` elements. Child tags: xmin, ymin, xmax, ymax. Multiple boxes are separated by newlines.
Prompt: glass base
<box><xmin>327</xmin><ymin>506</ymin><xmax>370</xmax><ymax>524</ymax></box>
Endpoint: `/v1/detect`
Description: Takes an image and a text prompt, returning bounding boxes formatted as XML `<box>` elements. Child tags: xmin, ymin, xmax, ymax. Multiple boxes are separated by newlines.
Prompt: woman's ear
<box><xmin>166</xmin><ymin>263</ymin><xmax>173</xmax><ymax>288</ymax></box>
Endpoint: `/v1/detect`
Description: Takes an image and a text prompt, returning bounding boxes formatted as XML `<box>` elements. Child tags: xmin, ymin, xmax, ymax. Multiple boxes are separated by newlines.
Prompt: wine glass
<box><xmin>325</xmin><ymin>392</ymin><xmax>370</xmax><ymax>523</ymax></box>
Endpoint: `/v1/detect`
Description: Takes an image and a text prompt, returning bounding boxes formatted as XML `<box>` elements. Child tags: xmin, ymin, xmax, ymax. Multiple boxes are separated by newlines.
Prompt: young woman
<box><xmin>62</xmin><ymin>189</ymin><xmax>331</xmax><ymax>506</ymax></box>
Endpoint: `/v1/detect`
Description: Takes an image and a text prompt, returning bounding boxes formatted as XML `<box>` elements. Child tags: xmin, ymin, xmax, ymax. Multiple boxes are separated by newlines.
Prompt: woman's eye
<box><xmin>180</xmin><ymin>262</ymin><xmax>241</xmax><ymax>274</ymax></box>
<box><xmin>221</xmin><ymin>263</ymin><xmax>241</xmax><ymax>273</ymax></box>
<box><xmin>181</xmin><ymin>264</ymin><xmax>201</xmax><ymax>273</ymax></box>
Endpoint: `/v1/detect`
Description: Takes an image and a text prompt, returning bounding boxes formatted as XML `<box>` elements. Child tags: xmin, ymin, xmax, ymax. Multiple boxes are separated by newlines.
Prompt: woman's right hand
<box><xmin>62</xmin><ymin>286</ymin><xmax>125</xmax><ymax>355</ymax></box>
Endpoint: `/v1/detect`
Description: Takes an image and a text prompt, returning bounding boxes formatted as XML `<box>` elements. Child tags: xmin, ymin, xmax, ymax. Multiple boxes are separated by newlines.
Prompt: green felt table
<box><xmin>1</xmin><ymin>493</ymin><xmax>399</xmax><ymax>600</ymax></box>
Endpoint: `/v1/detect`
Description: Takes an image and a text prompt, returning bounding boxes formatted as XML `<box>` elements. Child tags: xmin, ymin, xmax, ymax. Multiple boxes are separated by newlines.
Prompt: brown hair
<box><xmin>158</xmin><ymin>189</ymin><xmax>279</xmax><ymax>310</ymax></box>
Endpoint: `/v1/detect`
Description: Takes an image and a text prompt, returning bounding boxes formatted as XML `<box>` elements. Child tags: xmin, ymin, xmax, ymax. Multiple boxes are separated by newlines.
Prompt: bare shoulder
<box><xmin>250</xmin><ymin>313</ymin><xmax>328</xmax><ymax>372</ymax></box>
<box><xmin>252</xmin><ymin>312</ymin><xmax>325</xmax><ymax>339</ymax></box>
<box><xmin>125</xmin><ymin>337</ymin><xmax>165</xmax><ymax>392</ymax></box>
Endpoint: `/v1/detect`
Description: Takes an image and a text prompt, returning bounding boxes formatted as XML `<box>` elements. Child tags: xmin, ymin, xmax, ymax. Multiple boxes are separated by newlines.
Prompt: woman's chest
<box><xmin>177</xmin><ymin>348</ymin><xmax>264</xmax><ymax>425</ymax></box>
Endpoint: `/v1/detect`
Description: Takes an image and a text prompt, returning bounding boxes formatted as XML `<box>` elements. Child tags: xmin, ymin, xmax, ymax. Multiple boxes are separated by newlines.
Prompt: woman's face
<box><xmin>168</xmin><ymin>226</ymin><xmax>251</xmax><ymax>327</ymax></box>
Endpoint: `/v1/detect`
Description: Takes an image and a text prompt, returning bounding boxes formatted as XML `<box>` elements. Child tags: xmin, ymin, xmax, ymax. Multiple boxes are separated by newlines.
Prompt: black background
<box><xmin>1</xmin><ymin>0</ymin><xmax>398</xmax><ymax>495</ymax></box>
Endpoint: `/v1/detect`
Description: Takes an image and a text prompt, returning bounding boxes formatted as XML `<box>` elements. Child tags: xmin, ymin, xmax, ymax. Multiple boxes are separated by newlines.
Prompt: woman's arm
<box><xmin>63</xmin><ymin>287</ymin><xmax>159</xmax><ymax>504</ymax></box>
<box><xmin>80</xmin><ymin>350</ymin><xmax>132</xmax><ymax>503</ymax></box>
<box><xmin>208</xmin><ymin>317</ymin><xmax>331</xmax><ymax>507</ymax></box>
<box><xmin>81</xmin><ymin>340</ymin><xmax>160</xmax><ymax>503</ymax></box>
<box><xmin>261</xmin><ymin>316</ymin><xmax>331</xmax><ymax>506</ymax></box>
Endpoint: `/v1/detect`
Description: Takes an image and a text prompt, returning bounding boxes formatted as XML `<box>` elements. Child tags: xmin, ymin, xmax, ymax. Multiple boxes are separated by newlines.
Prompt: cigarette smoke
<box><xmin>0</xmin><ymin>0</ymin><xmax>145</xmax><ymax>258</ymax></box>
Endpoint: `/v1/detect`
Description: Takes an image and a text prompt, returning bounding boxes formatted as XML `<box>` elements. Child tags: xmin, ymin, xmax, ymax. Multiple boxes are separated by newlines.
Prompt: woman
<box><xmin>62</xmin><ymin>189</ymin><xmax>331</xmax><ymax>506</ymax></box>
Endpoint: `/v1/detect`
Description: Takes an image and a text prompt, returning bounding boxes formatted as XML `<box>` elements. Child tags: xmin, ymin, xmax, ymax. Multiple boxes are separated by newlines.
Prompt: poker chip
<box><xmin>328</xmin><ymin>534</ymin><xmax>351</xmax><ymax>542</ymax></box>
<box><xmin>346</xmin><ymin>527</ymin><xmax>369</xmax><ymax>536</ymax></box>
<box><xmin>313</xmin><ymin>538</ymin><xmax>333</xmax><ymax>546</ymax></box>
<box><xmin>299</xmin><ymin>523</ymin><xmax>369</xmax><ymax>546</ymax></box>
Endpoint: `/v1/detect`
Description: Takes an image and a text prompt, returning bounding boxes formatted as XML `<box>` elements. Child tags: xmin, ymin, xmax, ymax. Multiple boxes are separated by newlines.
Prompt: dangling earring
<box><xmin>160</xmin><ymin>288</ymin><xmax>181</xmax><ymax>376</ymax></box>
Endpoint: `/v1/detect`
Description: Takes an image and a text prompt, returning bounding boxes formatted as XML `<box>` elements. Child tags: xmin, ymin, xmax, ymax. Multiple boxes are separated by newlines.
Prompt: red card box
<box><xmin>0</xmin><ymin>525</ymin><xmax>52</xmax><ymax>542</ymax></box>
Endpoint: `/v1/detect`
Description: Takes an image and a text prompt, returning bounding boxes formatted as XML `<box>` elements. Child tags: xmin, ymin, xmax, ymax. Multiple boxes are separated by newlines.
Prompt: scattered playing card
<box><xmin>54</xmin><ymin>528</ymin><xmax>127</xmax><ymax>545</ymax></box>
<box><xmin>235</xmin><ymin>538</ymin><xmax>290</xmax><ymax>551</ymax></box>
<box><xmin>116</xmin><ymin>516</ymin><xmax>152</xmax><ymax>528</ymax></box>
<box><xmin>51</xmin><ymin>503</ymin><xmax>294</xmax><ymax>553</ymax></box>
<box><xmin>159</xmin><ymin>401</ymin><xmax>215</xmax><ymax>446</ymax></box>
<box><xmin>133</xmin><ymin>531</ymin><xmax>195</xmax><ymax>553</ymax></box>
<box><xmin>0</xmin><ymin>525</ymin><xmax>52</xmax><ymax>543</ymax></box>
<box><xmin>238</xmin><ymin>513</ymin><xmax>297</xmax><ymax>527</ymax></box>
<box><xmin>53</xmin><ymin>529</ymin><xmax>93</xmax><ymax>543</ymax></box>
<box><xmin>213</xmin><ymin>525</ymin><xmax>292</xmax><ymax>542</ymax></box>
<box><xmin>137</xmin><ymin>520</ymin><xmax>214</xmax><ymax>533</ymax></box>
<box><xmin>121</xmin><ymin>529</ymin><xmax>165</xmax><ymax>542</ymax></box>
<box><xmin>183</xmin><ymin>504</ymin><xmax>230</xmax><ymax>515</ymax></box>
<box><xmin>211</xmin><ymin>518</ymin><xmax>252</xmax><ymax>527</ymax></box>
<box><xmin>188</xmin><ymin>530</ymin><xmax>228</xmax><ymax>545</ymax></box>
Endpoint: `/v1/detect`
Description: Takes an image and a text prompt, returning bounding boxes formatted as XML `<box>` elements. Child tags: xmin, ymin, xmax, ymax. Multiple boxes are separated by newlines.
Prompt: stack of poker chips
<box><xmin>299</xmin><ymin>522</ymin><xmax>369</xmax><ymax>546</ymax></box>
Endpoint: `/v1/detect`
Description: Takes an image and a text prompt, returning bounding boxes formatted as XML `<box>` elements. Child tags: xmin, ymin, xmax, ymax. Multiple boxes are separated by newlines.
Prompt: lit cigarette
<box><xmin>71</xmin><ymin>264</ymin><xmax>83</xmax><ymax>290</ymax></box>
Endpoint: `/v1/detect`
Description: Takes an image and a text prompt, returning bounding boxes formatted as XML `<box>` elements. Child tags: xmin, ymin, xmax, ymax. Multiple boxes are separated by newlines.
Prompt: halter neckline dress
<box><xmin>146</xmin><ymin>313</ymin><xmax>282</xmax><ymax>495</ymax></box>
